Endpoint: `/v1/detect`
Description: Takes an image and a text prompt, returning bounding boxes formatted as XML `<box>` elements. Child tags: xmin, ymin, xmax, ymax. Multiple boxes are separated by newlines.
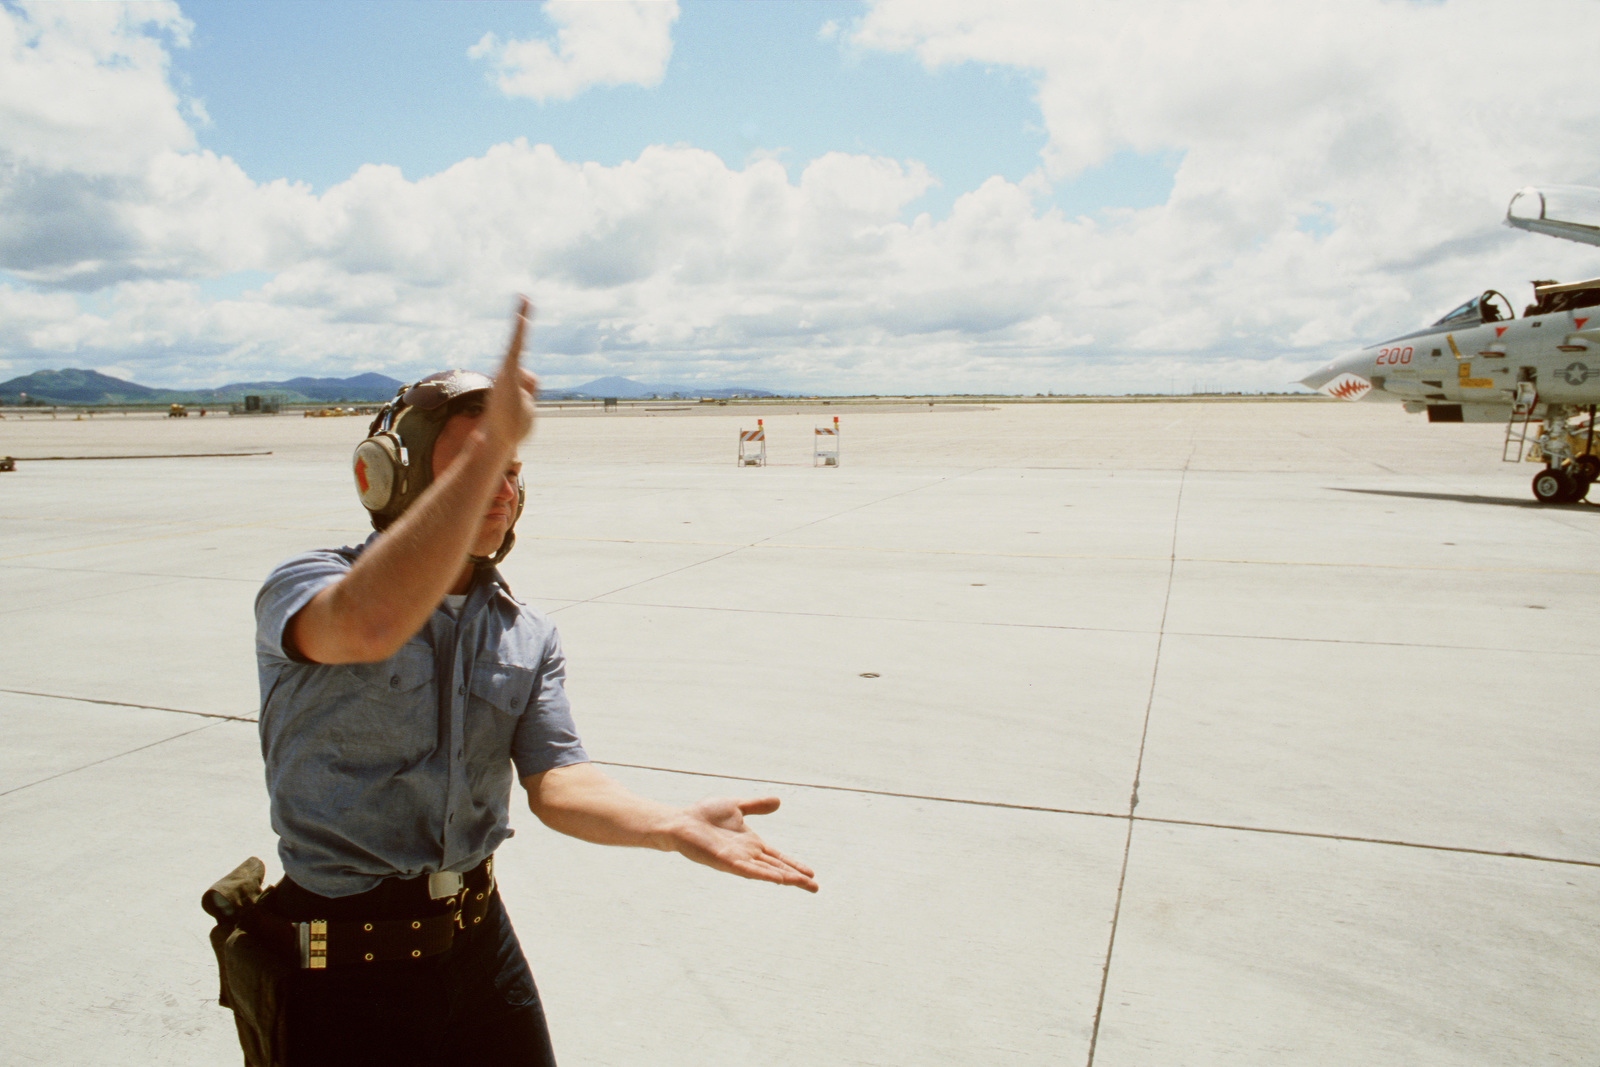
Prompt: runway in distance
<box><xmin>1302</xmin><ymin>186</ymin><xmax>1600</xmax><ymax>503</ymax></box>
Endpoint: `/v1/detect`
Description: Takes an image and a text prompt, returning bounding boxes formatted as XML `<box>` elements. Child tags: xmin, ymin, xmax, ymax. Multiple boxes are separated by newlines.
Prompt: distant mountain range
<box><xmin>0</xmin><ymin>368</ymin><xmax>780</xmax><ymax>406</ymax></box>
<box><xmin>0</xmin><ymin>368</ymin><xmax>406</xmax><ymax>406</ymax></box>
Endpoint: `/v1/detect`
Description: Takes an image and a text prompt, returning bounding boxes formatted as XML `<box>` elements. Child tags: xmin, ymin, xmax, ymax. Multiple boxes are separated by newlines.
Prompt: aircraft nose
<box><xmin>1299</xmin><ymin>362</ymin><xmax>1342</xmax><ymax>391</ymax></box>
<box><xmin>1299</xmin><ymin>349</ymin><xmax>1379</xmax><ymax>400</ymax></box>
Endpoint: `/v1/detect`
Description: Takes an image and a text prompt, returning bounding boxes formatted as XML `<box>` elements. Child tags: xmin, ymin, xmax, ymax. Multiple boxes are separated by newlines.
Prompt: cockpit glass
<box><xmin>1508</xmin><ymin>189</ymin><xmax>1542</xmax><ymax>222</ymax></box>
<box><xmin>1431</xmin><ymin>296</ymin><xmax>1481</xmax><ymax>326</ymax></box>
<box><xmin>1540</xmin><ymin>187</ymin><xmax>1600</xmax><ymax>229</ymax></box>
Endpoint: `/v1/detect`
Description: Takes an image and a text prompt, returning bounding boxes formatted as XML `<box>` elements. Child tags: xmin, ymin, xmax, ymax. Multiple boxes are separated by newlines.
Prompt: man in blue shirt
<box><xmin>253</xmin><ymin>299</ymin><xmax>816</xmax><ymax>1065</ymax></box>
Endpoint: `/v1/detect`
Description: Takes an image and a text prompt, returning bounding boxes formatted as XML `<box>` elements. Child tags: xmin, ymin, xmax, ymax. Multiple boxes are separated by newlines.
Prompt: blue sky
<box><xmin>3</xmin><ymin>0</ymin><xmax>1599</xmax><ymax>394</ymax></box>
<box><xmin>170</xmin><ymin>1</ymin><xmax>1173</xmax><ymax>222</ymax></box>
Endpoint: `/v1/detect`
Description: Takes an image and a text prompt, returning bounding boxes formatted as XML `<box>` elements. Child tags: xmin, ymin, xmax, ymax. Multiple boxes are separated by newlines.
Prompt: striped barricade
<box><xmin>739</xmin><ymin>419</ymin><xmax>766</xmax><ymax>466</ymax></box>
<box><xmin>814</xmin><ymin>416</ymin><xmax>840</xmax><ymax>467</ymax></box>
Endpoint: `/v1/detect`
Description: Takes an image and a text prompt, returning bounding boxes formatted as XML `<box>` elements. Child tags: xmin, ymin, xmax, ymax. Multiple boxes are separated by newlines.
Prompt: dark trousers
<box><xmin>268</xmin><ymin>878</ymin><xmax>557</xmax><ymax>1066</ymax></box>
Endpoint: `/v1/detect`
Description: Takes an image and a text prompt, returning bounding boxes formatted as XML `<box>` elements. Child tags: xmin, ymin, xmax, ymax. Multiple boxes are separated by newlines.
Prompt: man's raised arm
<box><xmin>288</xmin><ymin>298</ymin><xmax>537</xmax><ymax>664</ymax></box>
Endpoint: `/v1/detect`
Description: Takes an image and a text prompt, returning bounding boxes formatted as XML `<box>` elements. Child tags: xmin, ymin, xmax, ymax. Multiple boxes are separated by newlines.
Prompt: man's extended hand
<box><xmin>666</xmin><ymin>796</ymin><xmax>819</xmax><ymax>893</ymax></box>
<box><xmin>483</xmin><ymin>296</ymin><xmax>537</xmax><ymax>452</ymax></box>
<box><xmin>524</xmin><ymin>763</ymin><xmax>819</xmax><ymax>893</ymax></box>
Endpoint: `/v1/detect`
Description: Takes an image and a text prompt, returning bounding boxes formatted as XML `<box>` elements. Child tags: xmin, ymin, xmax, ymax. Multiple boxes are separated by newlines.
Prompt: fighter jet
<box><xmin>1301</xmin><ymin>185</ymin><xmax>1600</xmax><ymax>503</ymax></box>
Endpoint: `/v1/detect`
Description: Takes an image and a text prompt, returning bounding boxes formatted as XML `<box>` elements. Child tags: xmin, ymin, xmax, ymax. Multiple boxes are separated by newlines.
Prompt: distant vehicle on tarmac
<box><xmin>229</xmin><ymin>395</ymin><xmax>281</xmax><ymax>416</ymax></box>
<box><xmin>1302</xmin><ymin>186</ymin><xmax>1600</xmax><ymax>503</ymax></box>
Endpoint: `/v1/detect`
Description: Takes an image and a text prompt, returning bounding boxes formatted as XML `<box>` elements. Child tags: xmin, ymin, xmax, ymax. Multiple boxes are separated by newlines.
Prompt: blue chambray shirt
<box><xmin>254</xmin><ymin>535</ymin><xmax>588</xmax><ymax>898</ymax></box>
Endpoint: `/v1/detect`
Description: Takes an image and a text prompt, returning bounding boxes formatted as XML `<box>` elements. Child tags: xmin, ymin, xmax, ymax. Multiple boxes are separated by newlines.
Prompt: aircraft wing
<box><xmin>1507</xmin><ymin>186</ymin><xmax>1600</xmax><ymax>247</ymax></box>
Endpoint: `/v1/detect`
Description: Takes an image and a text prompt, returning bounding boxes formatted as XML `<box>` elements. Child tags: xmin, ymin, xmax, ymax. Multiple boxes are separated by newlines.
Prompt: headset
<box><xmin>352</xmin><ymin>370</ymin><xmax>525</xmax><ymax>566</ymax></box>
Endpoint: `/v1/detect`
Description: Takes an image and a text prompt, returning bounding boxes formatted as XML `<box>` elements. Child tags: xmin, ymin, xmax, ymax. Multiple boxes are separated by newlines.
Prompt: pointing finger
<box><xmin>505</xmin><ymin>295</ymin><xmax>531</xmax><ymax>369</ymax></box>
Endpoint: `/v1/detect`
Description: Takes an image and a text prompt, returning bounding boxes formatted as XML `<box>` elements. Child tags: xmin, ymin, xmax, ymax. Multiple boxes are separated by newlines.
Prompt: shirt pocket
<box><xmin>348</xmin><ymin>642</ymin><xmax>436</xmax><ymax>697</ymax></box>
<box><xmin>334</xmin><ymin>642</ymin><xmax>437</xmax><ymax>765</ymax></box>
<box><xmin>469</xmin><ymin>661</ymin><xmax>536</xmax><ymax>719</ymax></box>
<box><xmin>466</xmin><ymin>661</ymin><xmax>535</xmax><ymax>770</ymax></box>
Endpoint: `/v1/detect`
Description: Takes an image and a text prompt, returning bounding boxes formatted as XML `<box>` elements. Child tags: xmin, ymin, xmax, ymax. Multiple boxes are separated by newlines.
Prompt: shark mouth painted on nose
<box><xmin>1321</xmin><ymin>374</ymin><xmax>1373</xmax><ymax>401</ymax></box>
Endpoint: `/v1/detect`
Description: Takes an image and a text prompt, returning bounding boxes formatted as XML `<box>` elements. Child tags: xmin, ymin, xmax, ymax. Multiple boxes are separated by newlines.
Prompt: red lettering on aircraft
<box><xmin>355</xmin><ymin>457</ymin><xmax>369</xmax><ymax>494</ymax></box>
<box><xmin>1376</xmin><ymin>346</ymin><xmax>1413</xmax><ymax>365</ymax></box>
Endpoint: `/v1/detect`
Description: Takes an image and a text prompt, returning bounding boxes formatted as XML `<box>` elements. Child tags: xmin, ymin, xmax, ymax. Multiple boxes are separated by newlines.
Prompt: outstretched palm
<box><xmin>673</xmin><ymin>796</ymin><xmax>819</xmax><ymax>893</ymax></box>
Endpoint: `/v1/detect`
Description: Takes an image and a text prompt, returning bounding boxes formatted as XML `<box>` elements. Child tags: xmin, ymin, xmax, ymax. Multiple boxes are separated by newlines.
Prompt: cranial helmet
<box><xmin>352</xmin><ymin>370</ymin><xmax>525</xmax><ymax>565</ymax></box>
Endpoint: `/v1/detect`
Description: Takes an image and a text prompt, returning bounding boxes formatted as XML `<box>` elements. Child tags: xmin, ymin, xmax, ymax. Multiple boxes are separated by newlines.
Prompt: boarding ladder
<box><xmin>814</xmin><ymin>417</ymin><xmax>840</xmax><ymax>467</ymax></box>
<box><xmin>1503</xmin><ymin>382</ymin><xmax>1539</xmax><ymax>462</ymax></box>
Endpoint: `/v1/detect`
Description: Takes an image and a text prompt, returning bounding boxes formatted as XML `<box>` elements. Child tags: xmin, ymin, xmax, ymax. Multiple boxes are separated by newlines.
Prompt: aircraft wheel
<box><xmin>1573</xmin><ymin>475</ymin><xmax>1594</xmax><ymax>503</ymax></box>
<box><xmin>1574</xmin><ymin>455</ymin><xmax>1600</xmax><ymax>481</ymax></box>
<box><xmin>1533</xmin><ymin>468</ymin><xmax>1574</xmax><ymax>503</ymax></box>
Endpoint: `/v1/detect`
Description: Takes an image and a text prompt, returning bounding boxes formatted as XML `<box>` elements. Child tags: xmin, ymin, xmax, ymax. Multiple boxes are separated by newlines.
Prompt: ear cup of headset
<box><xmin>353</xmin><ymin>433</ymin><xmax>406</xmax><ymax>513</ymax></box>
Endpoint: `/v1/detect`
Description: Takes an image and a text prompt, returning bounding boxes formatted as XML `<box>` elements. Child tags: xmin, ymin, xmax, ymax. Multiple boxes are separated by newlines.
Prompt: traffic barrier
<box><xmin>814</xmin><ymin>416</ymin><xmax>840</xmax><ymax>467</ymax></box>
<box><xmin>739</xmin><ymin>419</ymin><xmax>766</xmax><ymax>466</ymax></box>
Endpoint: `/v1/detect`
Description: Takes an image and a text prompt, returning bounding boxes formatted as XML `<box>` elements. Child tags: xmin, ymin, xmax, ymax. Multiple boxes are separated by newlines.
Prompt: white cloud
<box><xmin>468</xmin><ymin>0</ymin><xmax>679</xmax><ymax>103</ymax></box>
<box><xmin>0</xmin><ymin>0</ymin><xmax>194</xmax><ymax>175</ymax></box>
<box><xmin>846</xmin><ymin>0</ymin><xmax>1600</xmax><ymax>345</ymax></box>
<box><xmin>6</xmin><ymin>0</ymin><xmax>1600</xmax><ymax>396</ymax></box>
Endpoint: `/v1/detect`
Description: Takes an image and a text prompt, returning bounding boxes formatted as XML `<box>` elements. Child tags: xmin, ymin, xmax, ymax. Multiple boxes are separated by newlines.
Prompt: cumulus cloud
<box><xmin>846</xmin><ymin>0</ymin><xmax>1600</xmax><ymax>355</ymax></box>
<box><xmin>6</xmin><ymin>0</ymin><xmax>1600</xmax><ymax>395</ymax></box>
<box><xmin>0</xmin><ymin>0</ymin><xmax>194</xmax><ymax>174</ymax></box>
<box><xmin>468</xmin><ymin>0</ymin><xmax>678</xmax><ymax>103</ymax></box>
<box><xmin>0</xmin><ymin>0</ymin><xmax>204</xmax><ymax>289</ymax></box>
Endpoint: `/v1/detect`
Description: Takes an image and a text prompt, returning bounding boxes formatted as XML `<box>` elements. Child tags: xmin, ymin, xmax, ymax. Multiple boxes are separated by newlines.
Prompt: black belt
<box><xmin>250</xmin><ymin>856</ymin><xmax>496</xmax><ymax>969</ymax></box>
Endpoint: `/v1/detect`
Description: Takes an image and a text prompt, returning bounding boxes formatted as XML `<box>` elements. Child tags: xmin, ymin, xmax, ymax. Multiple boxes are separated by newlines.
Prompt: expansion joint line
<box><xmin>0</xmin><ymin>688</ymin><xmax>255</xmax><ymax>722</ymax></box>
<box><xmin>548</xmin><ymin>469</ymin><xmax>977</xmax><ymax>612</ymax></box>
<box><xmin>747</xmin><ymin>467</ymin><xmax>980</xmax><ymax>548</ymax></box>
<box><xmin>547</xmin><ymin>541</ymin><xmax>754</xmax><ymax>615</ymax></box>
<box><xmin>0</xmin><ymin>719</ymin><xmax>227</xmax><ymax>799</ymax></box>
<box><xmin>589</xmin><ymin>763</ymin><xmax>1600</xmax><ymax>869</ymax></box>
<box><xmin>1086</xmin><ymin>456</ymin><xmax>1190</xmax><ymax>1066</ymax></box>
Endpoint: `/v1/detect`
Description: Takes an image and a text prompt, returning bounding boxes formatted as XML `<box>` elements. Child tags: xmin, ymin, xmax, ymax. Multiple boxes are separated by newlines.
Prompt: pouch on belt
<box><xmin>202</xmin><ymin>856</ymin><xmax>290</xmax><ymax>1067</ymax></box>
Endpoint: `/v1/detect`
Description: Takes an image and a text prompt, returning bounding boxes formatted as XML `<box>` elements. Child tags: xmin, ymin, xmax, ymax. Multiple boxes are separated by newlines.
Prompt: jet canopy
<box><xmin>1431</xmin><ymin>290</ymin><xmax>1515</xmax><ymax>327</ymax></box>
<box><xmin>1426</xmin><ymin>279</ymin><xmax>1600</xmax><ymax>326</ymax></box>
<box><xmin>1507</xmin><ymin>186</ymin><xmax>1600</xmax><ymax>247</ymax></box>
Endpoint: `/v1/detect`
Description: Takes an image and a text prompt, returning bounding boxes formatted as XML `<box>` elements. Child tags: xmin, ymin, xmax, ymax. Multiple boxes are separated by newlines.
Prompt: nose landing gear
<box><xmin>1532</xmin><ymin>466</ymin><xmax>1584</xmax><ymax>503</ymax></box>
<box><xmin>1528</xmin><ymin>404</ymin><xmax>1598</xmax><ymax>503</ymax></box>
<box><xmin>1532</xmin><ymin>455</ymin><xmax>1597</xmax><ymax>503</ymax></box>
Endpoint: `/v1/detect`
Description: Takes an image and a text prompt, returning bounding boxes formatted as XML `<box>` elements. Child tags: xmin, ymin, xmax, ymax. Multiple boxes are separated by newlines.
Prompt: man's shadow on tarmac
<box><xmin>1332</xmin><ymin>487</ymin><xmax>1600</xmax><ymax>510</ymax></box>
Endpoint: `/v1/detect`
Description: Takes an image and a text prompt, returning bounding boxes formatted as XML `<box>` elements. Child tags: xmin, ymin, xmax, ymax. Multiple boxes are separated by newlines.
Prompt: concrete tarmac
<box><xmin>1</xmin><ymin>399</ymin><xmax>1597</xmax><ymax>1065</ymax></box>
